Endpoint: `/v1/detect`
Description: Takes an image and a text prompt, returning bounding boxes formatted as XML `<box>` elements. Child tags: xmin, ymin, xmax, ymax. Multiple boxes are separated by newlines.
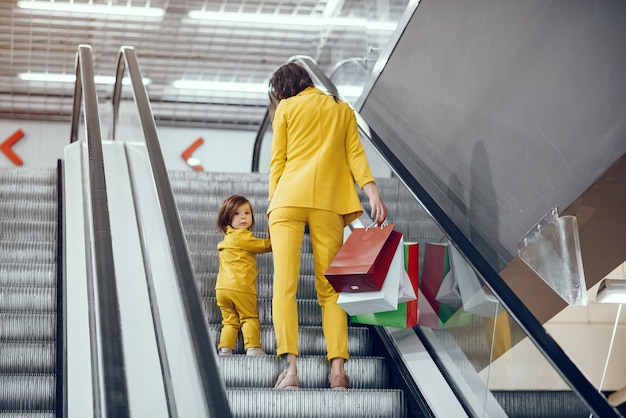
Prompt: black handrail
<box><xmin>250</xmin><ymin>55</ymin><xmax>620</xmax><ymax>417</ymax></box>
<box><xmin>112</xmin><ymin>46</ymin><xmax>232</xmax><ymax>418</ymax></box>
<box><xmin>70</xmin><ymin>44</ymin><xmax>130</xmax><ymax>417</ymax></box>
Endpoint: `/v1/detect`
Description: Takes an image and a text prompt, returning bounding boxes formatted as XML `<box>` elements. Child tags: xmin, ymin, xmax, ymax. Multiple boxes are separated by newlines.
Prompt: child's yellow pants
<box><xmin>216</xmin><ymin>289</ymin><xmax>262</xmax><ymax>351</ymax></box>
<box><xmin>268</xmin><ymin>207</ymin><xmax>349</xmax><ymax>361</ymax></box>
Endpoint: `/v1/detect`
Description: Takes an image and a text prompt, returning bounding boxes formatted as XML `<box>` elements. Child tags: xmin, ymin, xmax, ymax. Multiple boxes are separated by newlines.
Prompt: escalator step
<box><xmin>0</xmin><ymin>287</ymin><xmax>56</xmax><ymax>312</ymax></box>
<box><xmin>168</xmin><ymin>170</ymin><xmax>268</xmax><ymax>184</ymax></box>
<box><xmin>0</xmin><ymin>185</ymin><xmax>56</xmax><ymax>201</ymax></box>
<box><xmin>0</xmin><ymin>221</ymin><xmax>56</xmax><ymax>241</ymax></box>
<box><xmin>170</xmin><ymin>180</ymin><xmax>269</xmax><ymax>197</ymax></box>
<box><xmin>196</xmin><ymin>272</ymin><xmax>318</xmax><ymax>300</ymax></box>
<box><xmin>0</xmin><ymin>201</ymin><xmax>57</xmax><ymax>221</ymax></box>
<box><xmin>0</xmin><ymin>314</ymin><xmax>56</xmax><ymax>341</ymax></box>
<box><xmin>0</xmin><ymin>167</ymin><xmax>56</xmax><ymax>184</ymax></box>
<box><xmin>218</xmin><ymin>356</ymin><xmax>389</xmax><ymax>390</ymax></box>
<box><xmin>0</xmin><ymin>263</ymin><xmax>56</xmax><ymax>287</ymax></box>
<box><xmin>204</xmin><ymin>297</ymin><xmax>325</xmax><ymax>326</ymax></box>
<box><xmin>174</xmin><ymin>194</ymin><xmax>269</xmax><ymax>212</ymax></box>
<box><xmin>227</xmin><ymin>388</ymin><xmax>405</xmax><ymax>418</ymax></box>
<box><xmin>0</xmin><ymin>343</ymin><xmax>56</xmax><ymax>374</ymax></box>
<box><xmin>0</xmin><ymin>243</ymin><xmax>56</xmax><ymax>263</ymax></box>
<box><xmin>206</xmin><ymin>324</ymin><xmax>372</xmax><ymax>357</ymax></box>
<box><xmin>0</xmin><ymin>374</ymin><xmax>55</xmax><ymax>411</ymax></box>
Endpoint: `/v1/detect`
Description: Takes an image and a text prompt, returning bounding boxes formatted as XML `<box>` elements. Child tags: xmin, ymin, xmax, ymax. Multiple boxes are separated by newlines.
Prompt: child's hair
<box><xmin>216</xmin><ymin>194</ymin><xmax>255</xmax><ymax>233</ymax></box>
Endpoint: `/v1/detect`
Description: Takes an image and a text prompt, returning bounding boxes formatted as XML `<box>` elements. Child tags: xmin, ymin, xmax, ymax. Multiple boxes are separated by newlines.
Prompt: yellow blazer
<box><xmin>267</xmin><ymin>87</ymin><xmax>375</xmax><ymax>226</ymax></box>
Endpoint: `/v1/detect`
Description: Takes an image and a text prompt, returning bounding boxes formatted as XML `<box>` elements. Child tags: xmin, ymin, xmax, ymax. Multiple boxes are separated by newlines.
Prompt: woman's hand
<box><xmin>362</xmin><ymin>182</ymin><xmax>387</xmax><ymax>225</ymax></box>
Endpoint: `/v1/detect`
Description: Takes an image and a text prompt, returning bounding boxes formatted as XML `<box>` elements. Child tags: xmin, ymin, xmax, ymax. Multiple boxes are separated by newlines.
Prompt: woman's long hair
<box><xmin>268</xmin><ymin>63</ymin><xmax>314</xmax><ymax>119</ymax></box>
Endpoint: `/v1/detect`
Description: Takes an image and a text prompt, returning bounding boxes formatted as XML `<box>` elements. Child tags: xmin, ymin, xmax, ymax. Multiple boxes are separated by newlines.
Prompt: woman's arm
<box><xmin>362</xmin><ymin>181</ymin><xmax>387</xmax><ymax>225</ymax></box>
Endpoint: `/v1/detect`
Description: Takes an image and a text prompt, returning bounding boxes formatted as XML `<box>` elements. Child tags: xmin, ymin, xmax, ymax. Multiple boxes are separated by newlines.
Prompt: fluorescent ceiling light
<box><xmin>173</xmin><ymin>79</ymin><xmax>364</xmax><ymax>99</ymax></box>
<box><xmin>596</xmin><ymin>279</ymin><xmax>626</xmax><ymax>304</ymax></box>
<box><xmin>173</xmin><ymin>80</ymin><xmax>268</xmax><ymax>94</ymax></box>
<box><xmin>17</xmin><ymin>1</ymin><xmax>164</xmax><ymax>18</ymax></box>
<box><xmin>19</xmin><ymin>72</ymin><xmax>151</xmax><ymax>86</ymax></box>
<box><xmin>187</xmin><ymin>11</ymin><xmax>396</xmax><ymax>31</ymax></box>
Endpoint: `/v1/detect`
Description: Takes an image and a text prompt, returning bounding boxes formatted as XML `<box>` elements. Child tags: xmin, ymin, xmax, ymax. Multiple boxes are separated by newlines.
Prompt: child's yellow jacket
<box><xmin>267</xmin><ymin>87</ymin><xmax>375</xmax><ymax>226</ymax></box>
<box><xmin>216</xmin><ymin>226</ymin><xmax>272</xmax><ymax>295</ymax></box>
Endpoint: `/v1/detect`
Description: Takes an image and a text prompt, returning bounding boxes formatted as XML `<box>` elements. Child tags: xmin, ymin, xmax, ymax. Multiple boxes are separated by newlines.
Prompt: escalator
<box><xmin>5</xmin><ymin>34</ymin><xmax>622</xmax><ymax>416</ymax></box>
<box><xmin>169</xmin><ymin>171</ymin><xmax>408</xmax><ymax>417</ymax></box>
<box><xmin>0</xmin><ymin>166</ymin><xmax>59</xmax><ymax>416</ymax></box>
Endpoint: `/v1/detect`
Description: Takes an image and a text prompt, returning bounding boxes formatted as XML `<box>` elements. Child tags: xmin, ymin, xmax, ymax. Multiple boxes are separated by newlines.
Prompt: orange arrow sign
<box><xmin>181</xmin><ymin>137</ymin><xmax>204</xmax><ymax>171</ymax></box>
<box><xmin>1</xmin><ymin>129</ymin><xmax>25</xmax><ymax>166</ymax></box>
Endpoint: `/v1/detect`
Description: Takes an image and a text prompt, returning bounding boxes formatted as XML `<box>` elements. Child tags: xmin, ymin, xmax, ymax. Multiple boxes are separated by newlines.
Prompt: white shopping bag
<box><xmin>337</xmin><ymin>235</ymin><xmax>405</xmax><ymax>315</ymax></box>
<box><xmin>449</xmin><ymin>245</ymin><xmax>503</xmax><ymax>317</ymax></box>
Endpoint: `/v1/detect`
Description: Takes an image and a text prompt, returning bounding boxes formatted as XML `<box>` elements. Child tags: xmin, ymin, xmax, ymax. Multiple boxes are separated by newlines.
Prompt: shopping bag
<box><xmin>435</xmin><ymin>265</ymin><xmax>462</xmax><ymax>310</ymax></box>
<box><xmin>326</xmin><ymin>224</ymin><xmax>402</xmax><ymax>292</ymax></box>
<box><xmin>420</xmin><ymin>243</ymin><xmax>472</xmax><ymax>328</ymax></box>
<box><xmin>337</xmin><ymin>235</ymin><xmax>405</xmax><ymax>315</ymax></box>
<box><xmin>350</xmin><ymin>242</ymin><xmax>419</xmax><ymax>328</ymax></box>
<box><xmin>449</xmin><ymin>245</ymin><xmax>503</xmax><ymax>317</ymax></box>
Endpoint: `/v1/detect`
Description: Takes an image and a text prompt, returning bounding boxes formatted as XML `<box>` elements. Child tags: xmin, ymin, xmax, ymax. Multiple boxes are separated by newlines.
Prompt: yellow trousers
<box><xmin>269</xmin><ymin>207</ymin><xmax>349</xmax><ymax>361</ymax></box>
<box><xmin>216</xmin><ymin>289</ymin><xmax>262</xmax><ymax>351</ymax></box>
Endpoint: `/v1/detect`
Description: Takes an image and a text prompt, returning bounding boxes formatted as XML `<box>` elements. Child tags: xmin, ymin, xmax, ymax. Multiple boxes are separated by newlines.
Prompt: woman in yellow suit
<box><xmin>267</xmin><ymin>63</ymin><xmax>387</xmax><ymax>389</ymax></box>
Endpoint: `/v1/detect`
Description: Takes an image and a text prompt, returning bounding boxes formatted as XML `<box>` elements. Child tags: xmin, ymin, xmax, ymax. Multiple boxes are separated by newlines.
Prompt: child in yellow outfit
<box><xmin>215</xmin><ymin>194</ymin><xmax>272</xmax><ymax>356</ymax></box>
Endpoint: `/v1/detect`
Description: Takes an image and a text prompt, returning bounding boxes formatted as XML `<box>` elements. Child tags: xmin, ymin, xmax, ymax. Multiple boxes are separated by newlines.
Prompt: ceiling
<box><xmin>0</xmin><ymin>0</ymin><xmax>411</xmax><ymax>131</ymax></box>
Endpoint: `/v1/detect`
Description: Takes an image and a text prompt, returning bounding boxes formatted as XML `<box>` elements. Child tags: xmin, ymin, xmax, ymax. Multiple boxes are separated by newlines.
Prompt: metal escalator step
<box><xmin>0</xmin><ymin>287</ymin><xmax>56</xmax><ymax>312</ymax></box>
<box><xmin>0</xmin><ymin>314</ymin><xmax>56</xmax><ymax>341</ymax></box>
<box><xmin>218</xmin><ymin>356</ymin><xmax>389</xmax><ymax>390</ymax></box>
<box><xmin>227</xmin><ymin>388</ymin><xmax>405</xmax><ymax>418</ymax></box>
<box><xmin>169</xmin><ymin>180</ymin><xmax>269</xmax><ymax>197</ymax></box>
<box><xmin>0</xmin><ymin>221</ymin><xmax>57</xmax><ymax>241</ymax></box>
<box><xmin>0</xmin><ymin>185</ymin><xmax>56</xmax><ymax>202</ymax></box>
<box><xmin>0</xmin><ymin>343</ymin><xmax>56</xmax><ymax>374</ymax></box>
<box><xmin>204</xmin><ymin>297</ymin><xmax>324</xmax><ymax>327</ymax></box>
<box><xmin>197</xmin><ymin>272</ymin><xmax>317</xmax><ymax>299</ymax></box>
<box><xmin>0</xmin><ymin>263</ymin><xmax>56</xmax><ymax>287</ymax></box>
<box><xmin>0</xmin><ymin>374</ymin><xmax>55</xmax><ymax>411</ymax></box>
<box><xmin>0</xmin><ymin>243</ymin><xmax>56</xmax><ymax>263</ymax></box>
<box><xmin>207</xmin><ymin>324</ymin><xmax>372</xmax><ymax>357</ymax></box>
<box><xmin>170</xmin><ymin>182</ymin><xmax>269</xmax><ymax>197</ymax></box>
<box><xmin>0</xmin><ymin>168</ymin><xmax>56</xmax><ymax>186</ymax></box>
<box><xmin>168</xmin><ymin>170</ymin><xmax>269</xmax><ymax>184</ymax></box>
<box><xmin>0</xmin><ymin>200</ymin><xmax>57</xmax><ymax>221</ymax></box>
<box><xmin>174</xmin><ymin>193</ymin><xmax>269</xmax><ymax>213</ymax></box>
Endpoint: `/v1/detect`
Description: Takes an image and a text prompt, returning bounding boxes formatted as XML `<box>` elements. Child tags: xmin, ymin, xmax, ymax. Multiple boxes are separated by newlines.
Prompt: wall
<box><xmin>0</xmin><ymin>119</ymin><xmax>391</xmax><ymax>178</ymax></box>
<box><xmin>0</xmin><ymin>119</ymin><xmax>255</xmax><ymax>172</ymax></box>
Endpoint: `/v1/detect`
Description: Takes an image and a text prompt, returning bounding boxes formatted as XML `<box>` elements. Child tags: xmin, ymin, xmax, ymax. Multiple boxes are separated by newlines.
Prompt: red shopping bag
<box><xmin>349</xmin><ymin>242</ymin><xmax>419</xmax><ymax>328</ymax></box>
<box><xmin>325</xmin><ymin>224</ymin><xmax>402</xmax><ymax>292</ymax></box>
